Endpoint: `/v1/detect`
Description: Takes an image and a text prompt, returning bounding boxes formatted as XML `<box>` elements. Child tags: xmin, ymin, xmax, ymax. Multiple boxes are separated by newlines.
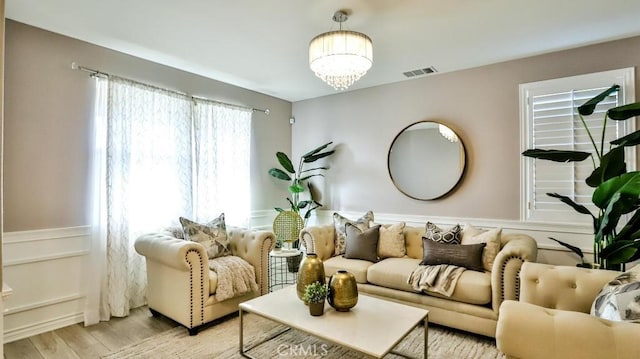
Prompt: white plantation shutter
<box><xmin>521</xmin><ymin>68</ymin><xmax>635</xmax><ymax>223</ymax></box>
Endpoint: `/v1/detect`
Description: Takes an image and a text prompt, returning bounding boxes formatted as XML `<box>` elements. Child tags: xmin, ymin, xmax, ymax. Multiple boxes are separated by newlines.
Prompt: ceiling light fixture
<box><xmin>309</xmin><ymin>10</ymin><xmax>373</xmax><ymax>91</ymax></box>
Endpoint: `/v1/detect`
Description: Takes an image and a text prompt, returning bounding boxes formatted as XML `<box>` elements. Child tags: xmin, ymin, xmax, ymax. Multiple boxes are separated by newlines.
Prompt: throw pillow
<box><xmin>420</xmin><ymin>237</ymin><xmax>486</xmax><ymax>272</ymax></box>
<box><xmin>344</xmin><ymin>223</ymin><xmax>381</xmax><ymax>262</ymax></box>
<box><xmin>179</xmin><ymin>213</ymin><xmax>232</xmax><ymax>259</ymax></box>
<box><xmin>333</xmin><ymin>211</ymin><xmax>374</xmax><ymax>256</ymax></box>
<box><xmin>591</xmin><ymin>265</ymin><xmax>640</xmax><ymax>322</ymax></box>
<box><xmin>164</xmin><ymin>226</ymin><xmax>185</xmax><ymax>239</ymax></box>
<box><xmin>424</xmin><ymin>222</ymin><xmax>462</xmax><ymax>244</ymax></box>
<box><xmin>461</xmin><ymin>224</ymin><xmax>502</xmax><ymax>272</ymax></box>
<box><xmin>376</xmin><ymin>222</ymin><xmax>407</xmax><ymax>259</ymax></box>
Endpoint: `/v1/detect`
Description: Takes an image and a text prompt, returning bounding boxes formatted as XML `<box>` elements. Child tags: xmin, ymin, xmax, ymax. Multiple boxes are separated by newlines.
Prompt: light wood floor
<box><xmin>3</xmin><ymin>307</ymin><xmax>180</xmax><ymax>359</ymax></box>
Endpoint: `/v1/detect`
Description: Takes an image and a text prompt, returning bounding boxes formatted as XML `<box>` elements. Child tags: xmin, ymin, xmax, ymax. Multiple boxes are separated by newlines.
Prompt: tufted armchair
<box><xmin>135</xmin><ymin>227</ymin><xmax>275</xmax><ymax>335</ymax></box>
<box><xmin>496</xmin><ymin>262</ymin><xmax>640</xmax><ymax>359</ymax></box>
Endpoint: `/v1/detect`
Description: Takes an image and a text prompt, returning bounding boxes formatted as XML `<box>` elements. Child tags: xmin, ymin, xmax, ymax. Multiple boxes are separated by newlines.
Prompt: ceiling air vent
<box><xmin>403</xmin><ymin>66</ymin><xmax>437</xmax><ymax>78</ymax></box>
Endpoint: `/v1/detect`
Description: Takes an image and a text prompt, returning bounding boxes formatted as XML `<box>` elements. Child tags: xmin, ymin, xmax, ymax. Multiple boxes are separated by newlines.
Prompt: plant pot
<box><xmin>287</xmin><ymin>253</ymin><xmax>302</xmax><ymax>273</ymax></box>
<box><xmin>308</xmin><ymin>301</ymin><xmax>325</xmax><ymax>316</ymax></box>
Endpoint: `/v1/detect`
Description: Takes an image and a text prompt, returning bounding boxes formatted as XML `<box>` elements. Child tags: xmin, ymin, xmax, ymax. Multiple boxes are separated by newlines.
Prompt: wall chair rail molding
<box><xmin>3</xmin><ymin>226</ymin><xmax>90</xmax><ymax>343</ymax></box>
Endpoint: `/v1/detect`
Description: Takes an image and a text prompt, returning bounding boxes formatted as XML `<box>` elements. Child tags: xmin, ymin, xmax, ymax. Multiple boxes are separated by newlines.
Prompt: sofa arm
<box><xmin>300</xmin><ymin>224</ymin><xmax>335</xmax><ymax>261</ymax></box>
<box><xmin>497</xmin><ymin>300</ymin><xmax>640</xmax><ymax>359</ymax></box>
<box><xmin>228</xmin><ymin>227</ymin><xmax>275</xmax><ymax>295</ymax></box>
<box><xmin>490</xmin><ymin>233</ymin><xmax>538</xmax><ymax>313</ymax></box>
<box><xmin>135</xmin><ymin>232</ymin><xmax>209</xmax><ymax>272</ymax></box>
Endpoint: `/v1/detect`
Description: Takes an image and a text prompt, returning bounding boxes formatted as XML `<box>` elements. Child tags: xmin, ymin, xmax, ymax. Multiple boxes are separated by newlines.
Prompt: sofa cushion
<box><xmin>462</xmin><ymin>224</ymin><xmax>502</xmax><ymax>272</ymax></box>
<box><xmin>420</xmin><ymin>238</ymin><xmax>486</xmax><ymax>272</ymax></box>
<box><xmin>376</xmin><ymin>222</ymin><xmax>406</xmax><ymax>259</ymax></box>
<box><xmin>367</xmin><ymin>258</ymin><xmax>492</xmax><ymax>305</ymax></box>
<box><xmin>323</xmin><ymin>256</ymin><xmax>373</xmax><ymax>284</ymax></box>
<box><xmin>424</xmin><ymin>222</ymin><xmax>462</xmax><ymax>244</ymax></box>
<box><xmin>344</xmin><ymin>223</ymin><xmax>380</xmax><ymax>262</ymax></box>
<box><xmin>333</xmin><ymin>211</ymin><xmax>374</xmax><ymax>256</ymax></box>
<box><xmin>180</xmin><ymin>214</ymin><xmax>231</xmax><ymax>259</ymax></box>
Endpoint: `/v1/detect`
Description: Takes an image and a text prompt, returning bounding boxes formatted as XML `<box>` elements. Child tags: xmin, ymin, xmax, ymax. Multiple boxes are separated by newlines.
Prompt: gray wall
<box><xmin>292</xmin><ymin>35</ymin><xmax>640</xmax><ymax>220</ymax></box>
<box><xmin>3</xmin><ymin>20</ymin><xmax>292</xmax><ymax>232</ymax></box>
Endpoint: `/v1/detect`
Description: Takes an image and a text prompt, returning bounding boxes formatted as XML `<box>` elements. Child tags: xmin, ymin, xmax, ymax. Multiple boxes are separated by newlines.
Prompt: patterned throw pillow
<box><xmin>424</xmin><ymin>222</ymin><xmax>462</xmax><ymax>244</ymax></box>
<box><xmin>376</xmin><ymin>222</ymin><xmax>406</xmax><ymax>259</ymax></box>
<box><xmin>179</xmin><ymin>214</ymin><xmax>232</xmax><ymax>259</ymax></box>
<box><xmin>333</xmin><ymin>211</ymin><xmax>374</xmax><ymax>256</ymax></box>
<box><xmin>591</xmin><ymin>265</ymin><xmax>640</xmax><ymax>323</ymax></box>
<box><xmin>461</xmin><ymin>224</ymin><xmax>502</xmax><ymax>272</ymax></box>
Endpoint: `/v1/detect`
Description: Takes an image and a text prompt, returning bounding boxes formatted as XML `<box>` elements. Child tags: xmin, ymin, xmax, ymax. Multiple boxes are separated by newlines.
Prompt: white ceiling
<box><xmin>7</xmin><ymin>0</ymin><xmax>640</xmax><ymax>102</ymax></box>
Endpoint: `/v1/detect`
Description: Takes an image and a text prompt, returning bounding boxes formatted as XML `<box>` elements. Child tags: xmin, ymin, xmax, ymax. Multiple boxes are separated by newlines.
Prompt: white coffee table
<box><xmin>239</xmin><ymin>286</ymin><xmax>428</xmax><ymax>358</ymax></box>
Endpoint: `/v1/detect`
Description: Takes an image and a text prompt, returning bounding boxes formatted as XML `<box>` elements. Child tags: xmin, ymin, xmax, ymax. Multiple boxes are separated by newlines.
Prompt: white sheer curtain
<box><xmin>86</xmin><ymin>76</ymin><xmax>253</xmax><ymax>323</ymax></box>
<box><xmin>193</xmin><ymin>99</ymin><xmax>252</xmax><ymax>225</ymax></box>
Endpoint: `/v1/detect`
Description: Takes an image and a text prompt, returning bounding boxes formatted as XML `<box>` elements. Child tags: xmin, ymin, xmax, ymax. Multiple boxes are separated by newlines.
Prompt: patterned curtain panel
<box><xmin>87</xmin><ymin>76</ymin><xmax>252</xmax><ymax>322</ymax></box>
<box><xmin>193</xmin><ymin>99</ymin><xmax>252</xmax><ymax>226</ymax></box>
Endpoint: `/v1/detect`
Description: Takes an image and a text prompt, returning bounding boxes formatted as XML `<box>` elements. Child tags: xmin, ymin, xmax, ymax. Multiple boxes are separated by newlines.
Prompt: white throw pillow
<box><xmin>374</xmin><ymin>222</ymin><xmax>406</xmax><ymax>259</ymax></box>
<box><xmin>461</xmin><ymin>224</ymin><xmax>502</xmax><ymax>272</ymax></box>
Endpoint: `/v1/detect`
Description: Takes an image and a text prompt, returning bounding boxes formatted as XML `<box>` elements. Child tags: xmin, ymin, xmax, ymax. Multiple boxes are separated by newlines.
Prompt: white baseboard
<box><xmin>3</xmin><ymin>312</ymin><xmax>84</xmax><ymax>344</ymax></box>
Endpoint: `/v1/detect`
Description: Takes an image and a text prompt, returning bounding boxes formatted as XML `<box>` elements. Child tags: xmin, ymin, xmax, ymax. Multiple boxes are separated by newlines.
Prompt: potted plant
<box><xmin>302</xmin><ymin>281</ymin><xmax>327</xmax><ymax>316</ymax></box>
<box><xmin>523</xmin><ymin>84</ymin><xmax>640</xmax><ymax>270</ymax></box>
<box><xmin>268</xmin><ymin>141</ymin><xmax>335</xmax><ymax>245</ymax></box>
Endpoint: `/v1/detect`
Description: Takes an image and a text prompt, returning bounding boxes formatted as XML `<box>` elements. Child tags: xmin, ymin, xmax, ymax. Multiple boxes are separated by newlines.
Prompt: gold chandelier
<box><xmin>309</xmin><ymin>11</ymin><xmax>373</xmax><ymax>90</ymax></box>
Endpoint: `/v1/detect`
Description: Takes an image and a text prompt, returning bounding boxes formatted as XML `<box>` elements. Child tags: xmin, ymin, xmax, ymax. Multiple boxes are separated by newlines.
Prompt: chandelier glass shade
<box><xmin>309</xmin><ymin>25</ymin><xmax>373</xmax><ymax>90</ymax></box>
<box><xmin>438</xmin><ymin>124</ymin><xmax>459</xmax><ymax>143</ymax></box>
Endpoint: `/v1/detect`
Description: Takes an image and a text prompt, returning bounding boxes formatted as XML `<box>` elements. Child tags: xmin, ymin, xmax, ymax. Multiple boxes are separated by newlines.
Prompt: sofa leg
<box><xmin>149</xmin><ymin>308</ymin><xmax>161</xmax><ymax>317</ymax></box>
<box><xmin>188</xmin><ymin>327</ymin><xmax>199</xmax><ymax>336</ymax></box>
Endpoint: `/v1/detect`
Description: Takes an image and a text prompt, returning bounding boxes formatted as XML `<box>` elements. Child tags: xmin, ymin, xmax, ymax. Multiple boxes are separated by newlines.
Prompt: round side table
<box><xmin>269</xmin><ymin>249</ymin><xmax>302</xmax><ymax>292</ymax></box>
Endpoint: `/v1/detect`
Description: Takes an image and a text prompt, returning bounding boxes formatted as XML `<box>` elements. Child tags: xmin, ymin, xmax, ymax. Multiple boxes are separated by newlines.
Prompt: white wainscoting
<box><xmin>3</xmin><ymin>226</ymin><xmax>90</xmax><ymax>343</ymax></box>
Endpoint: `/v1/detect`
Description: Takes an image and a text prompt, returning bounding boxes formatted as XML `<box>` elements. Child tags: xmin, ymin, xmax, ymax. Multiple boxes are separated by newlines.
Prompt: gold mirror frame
<box><xmin>387</xmin><ymin>121</ymin><xmax>466</xmax><ymax>200</ymax></box>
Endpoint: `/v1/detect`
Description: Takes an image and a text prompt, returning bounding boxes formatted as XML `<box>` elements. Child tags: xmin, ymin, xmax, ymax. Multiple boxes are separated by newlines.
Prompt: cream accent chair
<box><xmin>497</xmin><ymin>262</ymin><xmax>640</xmax><ymax>359</ymax></box>
<box><xmin>135</xmin><ymin>227</ymin><xmax>275</xmax><ymax>335</ymax></box>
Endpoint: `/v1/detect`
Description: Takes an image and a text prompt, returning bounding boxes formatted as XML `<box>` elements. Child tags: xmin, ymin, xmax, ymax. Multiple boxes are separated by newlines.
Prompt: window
<box><xmin>520</xmin><ymin>68</ymin><xmax>635</xmax><ymax>223</ymax></box>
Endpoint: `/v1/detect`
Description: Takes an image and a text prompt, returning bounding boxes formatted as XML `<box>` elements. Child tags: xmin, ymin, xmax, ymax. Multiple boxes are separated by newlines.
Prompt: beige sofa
<box><xmin>301</xmin><ymin>224</ymin><xmax>538</xmax><ymax>337</ymax></box>
<box><xmin>497</xmin><ymin>262</ymin><xmax>640</xmax><ymax>359</ymax></box>
<box><xmin>135</xmin><ymin>227</ymin><xmax>275</xmax><ymax>335</ymax></box>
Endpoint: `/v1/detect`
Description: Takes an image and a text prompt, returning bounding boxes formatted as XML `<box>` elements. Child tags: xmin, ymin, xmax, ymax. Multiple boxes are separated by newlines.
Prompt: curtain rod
<box><xmin>70</xmin><ymin>62</ymin><xmax>270</xmax><ymax>115</ymax></box>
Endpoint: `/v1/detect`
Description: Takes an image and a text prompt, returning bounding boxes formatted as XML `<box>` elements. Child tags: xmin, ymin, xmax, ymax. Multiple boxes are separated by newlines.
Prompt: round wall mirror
<box><xmin>388</xmin><ymin>121</ymin><xmax>466</xmax><ymax>200</ymax></box>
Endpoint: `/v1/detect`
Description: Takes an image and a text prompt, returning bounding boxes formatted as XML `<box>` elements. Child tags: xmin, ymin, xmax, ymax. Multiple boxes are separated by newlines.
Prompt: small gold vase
<box><xmin>296</xmin><ymin>253</ymin><xmax>325</xmax><ymax>302</ymax></box>
<box><xmin>327</xmin><ymin>270</ymin><xmax>358</xmax><ymax>311</ymax></box>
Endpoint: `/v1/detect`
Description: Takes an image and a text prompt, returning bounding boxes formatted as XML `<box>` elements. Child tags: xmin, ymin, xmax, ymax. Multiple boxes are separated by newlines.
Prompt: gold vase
<box><xmin>327</xmin><ymin>270</ymin><xmax>358</xmax><ymax>311</ymax></box>
<box><xmin>296</xmin><ymin>253</ymin><xmax>325</xmax><ymax>302</ymax></box>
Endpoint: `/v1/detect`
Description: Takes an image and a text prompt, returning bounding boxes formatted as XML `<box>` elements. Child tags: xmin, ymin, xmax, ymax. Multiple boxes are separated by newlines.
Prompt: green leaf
<box><xmin>585</xmin><ymin>147</ymin><xmax>626</xmax><ymax>187</ymax></box>
<box><xmin>268</xmin><ymin>168</ymin><xmax>291</xmax><ymax>181</ymax></box>
<box><xmin>298</xmin><ymin>200</ymin><xmax>310</xmax><ymax>209</ymax></box>
<box><xmin>275</xmin><ymin>207</ymin><xmax>284</xmax><ymax>212</ymax></box>
<box><xmin>302</xmin><ymin>142</ymin><xmax>333</xmax><ymax>159</ymax></box>
<box><xmin>599</xmin><ymin>240</ymin><xmax>640</xmax><ymax>264</ymax></box>
<box><xmin>300</xmin><ymin>174</ymin><xmax>324</xmax><ymax>182</ymax></box>
<box><xmin>592</xmin><ymin>172</ymin><xmax>640</xmax><ymax>209</ymax></box>
<box><xmin>608</xmin><ymin>102</ymin><xmax>640</xmax><ymax>121</ymax></box>
<box><xmin>301</xmin><ymin>166</ymin><xmax>329</xmax><ymax>173</ymax></box>
<box><xmin>546</xmin><ymin>193</ymin><xmax>595</xmax><ymax>218</ymax></box>
<box><xmin>548</xmin><ymin>237</ymin><xmax>584</xmax><ymax>259</ymax></box>
<box><xmin>611</xmin><ymin>129</ymin><xmax>640</xmax><ymax>147</ymax></box>
<box><xmin>288</xmin><ymin>184</ymin><xmax>305</xmax><ymax>193</ymax></box>
<box><xmin>577</xmin><ymin>85</ymin><xmax>619</xmax><ymax>116</ymax></box>
<box><xmin>303</xmin><ymin>150</ymin><xmax>335</xmax><ymax>163</ymax></box>
<box><xmin>597</xmin><ymin>192</ymin><xmax>637</xmax><ymax>238</ymax></box>
<box><xmin>616</xmin><ymin>210</ymin><xmax>640</xmax><ymax>241</ymax></box>
<box><xmin>276</xmin><ymin>152</ymin><xmax>295</xmax><ymax>173</ymax></box>
<box><xmin>522</xmin><ymin>149</ymin><xmax>591</xmax><ymax>162</ymax></box>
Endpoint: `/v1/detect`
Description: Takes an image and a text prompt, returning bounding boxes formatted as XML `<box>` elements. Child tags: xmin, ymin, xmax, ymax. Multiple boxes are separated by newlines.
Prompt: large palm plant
<box><xmin>523</xmin><ymin>85</ymin><xmax>640</xmax><ymax>269</ymax></box>
<box><xmin>268</xmin><ymin>142</ymin><xmax>335</xmax><ymax>223</ymax></box>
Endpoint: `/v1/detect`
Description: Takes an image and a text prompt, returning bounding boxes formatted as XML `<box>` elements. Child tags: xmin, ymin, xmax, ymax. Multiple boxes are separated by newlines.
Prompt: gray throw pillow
<box><xmin>180</xmin><ymin>214</ymin><xmax>232</xmax><ymax>259</ymax></box>
<box><xmin>420</xmin><ymin>237</ymin><xmax>485</xmax><ymax>272</ymax></box>
<box><xmin>344</xmin><ymin>223</ymin><xmax>381</xmax><ymax>262</ymax></box>
<box><xmin>424</xmin><ymin>222</ymin><xmax>462</xmax><ymax>244</ymax></box>
<box><xmin>333</xmin><ymin>211</ymin><xmax>374</xmax><ymax>256</ymax></box>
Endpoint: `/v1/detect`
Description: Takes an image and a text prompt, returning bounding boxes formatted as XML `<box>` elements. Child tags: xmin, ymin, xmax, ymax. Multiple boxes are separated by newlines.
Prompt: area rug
<box><xmin>102</xmin><ymin>313</ymin><xmax>505</xmax><ymax>358</ymax></box>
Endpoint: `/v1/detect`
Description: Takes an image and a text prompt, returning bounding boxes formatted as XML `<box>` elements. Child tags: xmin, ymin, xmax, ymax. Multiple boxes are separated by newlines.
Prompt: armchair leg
<box><xmin>188</xmin><ymin>327</ymin><xmax>199</xmax><ymax>336</ymax></box>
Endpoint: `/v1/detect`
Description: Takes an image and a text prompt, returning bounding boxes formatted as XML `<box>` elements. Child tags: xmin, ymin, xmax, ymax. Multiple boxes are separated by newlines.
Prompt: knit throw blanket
<box><xmin>208</xmin><ymin>256</ymin><xmax>259</xmax><ymax>302</ymax></box>
<box><xmin>407</xmin><ymin>264</ymin><xmax>465</xmax><ymax>297</ymax></box>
